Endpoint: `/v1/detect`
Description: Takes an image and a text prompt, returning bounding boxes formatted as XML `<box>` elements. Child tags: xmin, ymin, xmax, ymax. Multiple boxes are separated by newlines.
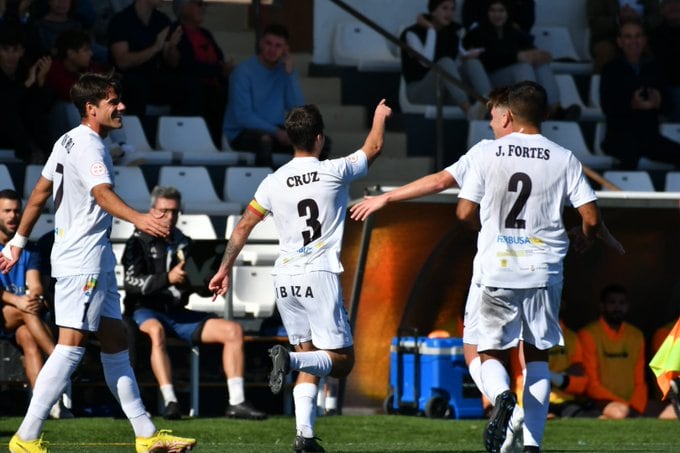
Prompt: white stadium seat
<box><xmin>602</xmin><ymin>171</ymin><xmax>655</xmax><ymax>191</ymax></box>
<box><xmin>158</xmin><ymin>166</ymin><xmax>242</xmax><ymax>216</ymax></box>
<box><xmin>665</xmin><ymin>172</ymin><xmax>680</xmax><ymax>191</ymax></box>
<box><xmin>29</xmin><ymin>214</ymin><xmax>55</xmax><ymax>241</ymax></box>
<box><xmin>555</xmin><ymin>74</ymin><xmax>603</xmax><ymax>121</ymax></box>
<box><xmin>157</xmin><ymin>116</ymin><xmax>240</xmax><ymax>166</ymax></box>
<box><xmin>113</xmin><ymin>166</ymin><xmax>151</xmax><ymax>212</ymax></box>
<box><xmin>332</xmin><ymin>21</ymin><xmax>400</xmax><ymax>72</ymax></box>
<box><xmin>116</xmin><ymin>115</ymin><xmax>175</xmax><ymax>165</ymax></box>
<box><xmin>176</xmin><ymin>214</ymin><xmax>217</xmax><ymax>240</ymax></box>
<box><xmin>224</xmin><ymin>166</ymin><xmax>272</xmax><ymax>207</ymax></box>
<box><xmin>541</xmin><ymin>121</ymin><xmax>615</xmax><ymax>170</ymax></box>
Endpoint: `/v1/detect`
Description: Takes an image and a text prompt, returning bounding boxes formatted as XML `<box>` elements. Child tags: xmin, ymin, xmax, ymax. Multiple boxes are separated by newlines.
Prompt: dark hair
<box><xmin>70</xmin><ymin>72</ymin><xmax>122</xmax><ymax>118</ymax></box>
<box><xmin>486</xmin><ymin>86</ymin><xmax>510</xmax><ymax>111</ymax></box>
<box><xmin>428</xmin><ymin>0</ymin><xmax>453</xmax><ymax>13</ymax></box>
<box><xmin>600</xmin><ymin>284</ymin><xmax>627</xmax><ymax>301</ymax></box>
<box><xmin>617</xmin><ymin>17</ymin><xmax>645</xmax><ymax>36</ymax></box>
<box><xmin>262</xmin><ymin>23</ymin><xmax>289</xmax><ymax>41</ymax></box>
<box><xmin>0</xmin><ymin>189</ymin><xmax>21</xmax><ymax>202</ymax></box>
<box><xmin>285</xmin><ymin>104</ymin><xmax>325</xmax><ymax>152</ymax></box>
<box><xmin>508</xmin><ymin>81</ymin><xmax>547</xmax><ymax>125</ymax></box>
<box><xmin>55</xmin><ymin>29</ymin><xmax>91</xmax><ymax>59</ymax></box>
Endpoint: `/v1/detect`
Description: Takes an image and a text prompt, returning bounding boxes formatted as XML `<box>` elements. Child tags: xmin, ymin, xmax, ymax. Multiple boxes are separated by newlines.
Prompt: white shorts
<box><xmin>54</xmin><ymin>272</ymin><xmax>121</xmax><ymax>332</ymax></box>
<box><xmin>273</xmin><ymin>271</ymin><xmax>353</xmax><ymax>350</ymax></box>
<box><xmin>477</xmin><ymin>283</ymin><xmax>563</xmax><ymax>352</ymax></box>
<box><xmin>462</xmin><ymin>282</ymin><xmax>482</xmax><ymax>345</ymax></box>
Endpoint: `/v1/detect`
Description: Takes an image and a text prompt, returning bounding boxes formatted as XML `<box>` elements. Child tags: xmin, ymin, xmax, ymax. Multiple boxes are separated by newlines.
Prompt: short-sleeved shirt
<box><xmin>0</xmin><ymin>243</ymin><xmax>40</xmax><ymax>295</ymax></box>
<box><xmin>458</xmin><ymin>132</ymin><xmax>597</xmax><ymax>288</ymax></box>
<box><xmin>252</xmin><ymin>150</ymin><xmax>368</xmax><ymax>275</ymax></box>
<box><xmin>42</xmin><ymin>124</ymin><xmax>116</xmax><ymax>277</ymax></box>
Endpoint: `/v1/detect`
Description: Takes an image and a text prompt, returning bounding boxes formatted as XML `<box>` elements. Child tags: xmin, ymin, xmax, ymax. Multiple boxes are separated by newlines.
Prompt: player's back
<box><xmin>255</xmin><ymin>152</ymin><xmax>367</xmax><ymax>275</ymax></box>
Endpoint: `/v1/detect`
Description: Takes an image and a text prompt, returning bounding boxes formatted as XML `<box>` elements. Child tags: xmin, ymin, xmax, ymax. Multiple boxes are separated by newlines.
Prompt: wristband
<box><xmin>2</xmin><ymin>234</ymin><xmax>27</xmax><ymax>260</ymax></box>
<box><xmin>10</xmin><ymin>233</ymin><xmax>28</xmax><ymax>249</ymax></box>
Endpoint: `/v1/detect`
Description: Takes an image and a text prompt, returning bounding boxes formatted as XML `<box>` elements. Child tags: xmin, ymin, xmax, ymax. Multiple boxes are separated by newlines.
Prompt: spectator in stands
<box><xmin>0</xmin><ymin>0</ymin><xmax>43</xmax><ymax>60</ymax></box>
<box><xmin>0</xmin><ymin>189</ymin><xmax>72</xmax><ymax>419</ymax></box>
<box><xmin>462</xmin><ymin>0</ymin><xmax>579</xmax><ymax>120</ymax></box>
<box><xmin>587</xmin><ymin>0</ymin><xmax>661</xmax><ymax>73</ymax></box>
<box><xmin>223</xmin><ymin>23</ymin><xmax>304</xmax><ymax>167</ymax></box>
<box><xmin>44</xmin><ymin>29</ymin><xmax>107</xmax><ymax>141</ymax></box>
<box><xmin>400</xmin><ymin>0</ymin><xmax>490</xmax><ymax>120</ymax></box>
<box><xmin>34</xmin><ymin>0</ymin><xmax>82</xmax><ymax>56</ymax></box>
<box><xmin>107</xmin><ymin>0</ymin><xmax>200</xmax><ymax>118</ymax></box>
<box><xmin>578</xmin><ymin>284</ymin><xmax>647</xmax><ymax>419</ymax></box>
<box><xmin>167</xmin><ymin>0</ymin><xmax>234</xmax><ymax>145</ymax></box>
<box><xmin>462</xmin><ymin>0</ymin><xmax>535</xmax><ymax>38</ymax></box>
<box><xmin>650</xmin><ymin>0</ymin><xmax>680</xmax><ymax>121</ymax></box>
<box><xmin>122</xmin><ymin>186</ymin><xmax>266</xmax><ymax>421</ymax></box>
<box><xmin>599</xmin><ymin>19</ymin><xmax>680</xmax><ymax>170</ymax></box>
<box><xmin>0</xmin><ymin>22</ymin><xmax>52</xmax><ymax>164</ymax></box>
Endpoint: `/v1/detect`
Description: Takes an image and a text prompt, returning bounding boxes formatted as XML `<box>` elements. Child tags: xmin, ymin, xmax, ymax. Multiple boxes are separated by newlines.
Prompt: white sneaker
<box><xmin>500</xmin><ymin>404</ymin><xmax>524</xmax><ymax>453</ymax></box>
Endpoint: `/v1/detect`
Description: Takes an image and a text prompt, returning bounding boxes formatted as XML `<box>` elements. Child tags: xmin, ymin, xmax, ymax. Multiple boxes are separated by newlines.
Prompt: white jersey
<box><xmin>254</xmin><ymin>150</ymin><xmax>368</xmax><ymax>275</ymax></box>
<box><xmin>458</xmin><ymin>132</ymin><xmax>597</xmax><ymax>288</ymax></box>
<box><xmin>42</xmin><ymin>124</ymin><xmax>117</xmax><ymax>277</ymax></box>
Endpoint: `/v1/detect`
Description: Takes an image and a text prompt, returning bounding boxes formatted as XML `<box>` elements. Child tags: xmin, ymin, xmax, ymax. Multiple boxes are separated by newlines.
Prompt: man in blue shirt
<box><xmin>0</xmin><ymin>189</ymin><xmax>70</xmax><ymax>417</ymax></box>
<box><xmin>223</xmin><ymin>24</ymin><xmax>305</xmax><ymax>167</ymax></box>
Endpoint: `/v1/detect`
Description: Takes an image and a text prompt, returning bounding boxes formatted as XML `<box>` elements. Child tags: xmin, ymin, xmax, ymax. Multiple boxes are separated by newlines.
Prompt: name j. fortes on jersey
<box><xmin>495</xmin><ymin>144</ymin><xmax>551</xmax><ymax>160</ymax></box>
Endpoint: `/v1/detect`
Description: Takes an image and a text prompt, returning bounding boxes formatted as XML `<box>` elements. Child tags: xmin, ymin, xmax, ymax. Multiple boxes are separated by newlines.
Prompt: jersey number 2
<box><xmin>505</xmin><ymin>172</ymin><xmax>532</xmax><ymax>229</ymax></box>
<box><xmin>298</xmin><ymin>199</ymin><xmax>321</xmax><ymax>245</ymax></box>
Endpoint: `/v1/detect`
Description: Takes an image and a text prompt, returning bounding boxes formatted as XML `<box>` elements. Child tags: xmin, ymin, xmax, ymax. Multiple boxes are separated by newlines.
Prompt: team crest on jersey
<box><xmin>90</xmin><ymin>162</ymin><xmax>107</xmax><ymax>176</ymax></box>
<box><xmin>346</xmin><ymin>154</ymin><xmax>359</xmax><ymax>163</ymax></box>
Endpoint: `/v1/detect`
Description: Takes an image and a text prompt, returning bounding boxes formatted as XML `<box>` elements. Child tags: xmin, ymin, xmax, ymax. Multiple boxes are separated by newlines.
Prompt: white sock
<box><xmin>101</xmin><ymin>350</ymin><xmax>155</xmax><ymax>438</ymax></box>
<box><xmin>294</xmin><ymin>383</ymin><xmax>318</xmax><ymax>438</ymax></box>
<box><xmin>18</xmin><ymin>345</ymin><xmax>84</xmax><ymax>440</ymax></box>
<box><xmin>227</xmin><ymin>377</ymin><xmax>245</xmax><ymax>406</ymax></box>
<box><xmin>480</xmin><ymin>358</ymin><xmax>510</xmax><ymax>403</ymax></box>
<box><xmin>160</xmin><ymin>384</ymin><xmax>178</xmax><ymax>405</ymax></box>
<box><xmin>523</xmin><ymin>361</ymin><xmax>550</xmax><ymax>448</ymax></box>
<box><xmin>289</xmin><ymin>351</ymin><xmax>332</xmax><ymax>377</ymax></box>
<box><xmin>468</xmin><ymin>356</ymin><xmax>492</xmax><ymax>401</ymax></box>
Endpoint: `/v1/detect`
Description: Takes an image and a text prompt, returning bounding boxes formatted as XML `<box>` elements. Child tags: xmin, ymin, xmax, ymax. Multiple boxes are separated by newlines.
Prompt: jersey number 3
<box><xmin>505</xmin><ymin>172</ymin><xmax>532</xmax><ymax>229</ymax></box>
<box><xmin>298</xmin><ymin>199</ymin><xmax>322</xmax><ymax>245</ymax></box>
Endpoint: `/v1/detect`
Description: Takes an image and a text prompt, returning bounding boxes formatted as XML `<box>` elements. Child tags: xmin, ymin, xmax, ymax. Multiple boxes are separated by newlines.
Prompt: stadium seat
<box><xmin>230</xmin><ymin>265</ymin><xmax>276</xmax><ymax>318</ymax></box>
<box><xmin>602</xmin><ymin>171</ymin><xmax>655</xmax><ymax>191</ymax></box>
<box><xmin>665</xmin><ymin>172</ymin><xmax>680</xmax><ymax>191</ymax></box>
<box><xmin>29</xmin><ymin>214</ymin><xmax>54</xmax><ymax>241</ymax></box>
<box><xmin>589</xmin><ymin>74</ymin><xmax>601</xmax><ymax>111</ymax></box>
<box><xmin>24</xmin><ymin>165</ymin><xmax>54</xmax><ymax>212</ymax></box>
<box><xmin>555</xmin><ymin>74</ymin><xmax>603</xmax><ymax>121</ymax></box>
<box><xmin>0</xmin><ymin>164</ymin><xmax>16</xmax><ymax>190</ymax></box>
<box><xmin>398</xmin><ymin>77</ymin><xmax>465</xmax><ymax>119</ymax></box>
<box><xmin>532</xmin><ymin>25</ymin><xmax>580</xmax><ymax>61</ymax></box>
<box><xmin>110</xmin><ymin>217</ymin><xmax>135</xmax><ymax>241</ymax></box>
<box><xmin>224</xmin><ymin>166</ymin><xmax>272</xmax><ymax>207</ymax></box>
<box><xmin>221</xmin><ymin>134</ymin><xmax>256</xmax><ymax>166</ymax></box>
<box><xmin>157</xmin><ymin>116</ymin><xmax>240</xmax><ymax>166</ymax></box>
<box><xmin>466</xmin><ymin>120</ymin><xmax>494</xmax><ymax>149</ymax></box>
<box><xmin>116</xmin><ymin>115</ymin><xmax>175</xmax><ymax>165</ymax></box>
<box><xmin>541</xmin><ymin>121</ymin><xmax>616</xmax><ymax>170</ymax></box>
<box><xmin>534</xmin><ymin>0</ymin><xmax>592</xmax><ymax>68</ymax></box>
<box><xmin>176</xmin><ymin>214</ymin><xmax>217</xmax><ymax>240</ymax></box>
<box><xmin>596</xmin><ymin>123</ymin><xmax>674</xmax><ymax>170</ymax></box>
<box><xmin>332</xmin><ymin>21</ymin><xmax>400</xmax><ymax>72</ymax></box>
<box><xmin>0</xmin><ymin>149</ymin><xmax>21</xmax><ymax>164</ymax></box>
<box><xmin>158</xmin><ymin>166</ymin><xmax>242</xmax><ymax>216</ymax></box>
<box><xmin>113</xmin><ymin>166</ymin><xmax>151</xmax><ymax>212</ymax></box>
<box><xmin>111</xmin><ymin>242</ymin><xmax>126</xmax><ymax>264</ymax></box>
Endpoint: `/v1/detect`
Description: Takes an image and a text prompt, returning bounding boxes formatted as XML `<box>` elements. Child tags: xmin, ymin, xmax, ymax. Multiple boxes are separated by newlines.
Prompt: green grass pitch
<box><xmin>1</xmin><ymin>415</ymin><xmax>679</xmax><ymax>452</ymax></box>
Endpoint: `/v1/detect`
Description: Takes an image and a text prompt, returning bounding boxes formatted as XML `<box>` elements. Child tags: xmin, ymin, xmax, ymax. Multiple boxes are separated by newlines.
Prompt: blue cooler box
<box><xmin>386</xmin><ymin>336</ymin><xmax>483</xmax><ymax>419</ymax></box>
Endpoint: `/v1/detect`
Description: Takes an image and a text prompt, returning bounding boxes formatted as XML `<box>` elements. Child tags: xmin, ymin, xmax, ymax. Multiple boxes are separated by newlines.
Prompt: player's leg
<box><xmin>520</xmin><ymin>284</ymin><xmax>564</xmax><ymax>450</ymax></box>
<box><xmin>293</xmin><ymin>341</ymin><xmax>324</xmax><ymax>453</ymax></box>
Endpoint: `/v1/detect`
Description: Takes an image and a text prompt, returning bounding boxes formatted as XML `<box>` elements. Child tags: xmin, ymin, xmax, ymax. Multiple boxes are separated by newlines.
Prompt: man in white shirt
<box><xmin>0</xmin><ymin>72</ymin><xmax>196</xmax><ymax>453</ymax></box>
<box><xmin>210</xmin><ymin>100</ymin><xmax>391</xmax><ymax>453</ymax></box>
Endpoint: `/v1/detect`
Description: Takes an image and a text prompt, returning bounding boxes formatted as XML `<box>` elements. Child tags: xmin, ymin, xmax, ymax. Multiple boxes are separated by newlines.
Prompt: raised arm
<box><xmin>349</xmin><ymin>170</ymin><xmax>457</xmax><ymax>221</ymax></box>
<box><xmin>360</xmin><ymin>99</ymin><xmax>392</xmax><ymax>165</ymax></box>
<box><xmin>208</xmin><ymin>208</ymin><xmax>262</xmax><ymax>298</ymax></box>
<box><xmin>91</xmin><ymin>184</ymin><xmax>169</xmax><ymax>238</ymax></box>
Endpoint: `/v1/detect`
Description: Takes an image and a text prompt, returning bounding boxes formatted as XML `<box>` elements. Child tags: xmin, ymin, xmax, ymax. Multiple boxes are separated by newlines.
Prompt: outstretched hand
<box><xmin>349</xmin><ymin>195</ymin><xmax>387</xmax><ymax>221</ymax></box>
<box><xmin>208</xmin><ymin>269</ymin><xmax>230</xmax><ymax>300</ymax></box>
<box><xmin>0</xmin><ymin>243</ymin><xmax>23</xmax><ymax>274</ymax></box>
<box><xmin>373</xmin><ymin>98</ymin><xmax>392</xmax><ymax>122</ymax></box>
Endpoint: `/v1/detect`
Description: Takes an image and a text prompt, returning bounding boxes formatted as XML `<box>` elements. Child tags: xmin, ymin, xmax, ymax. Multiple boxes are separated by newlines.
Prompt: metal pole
<box><xmin>435</xmin><ymin>74</ymin><xmax>444</xmax><ymax>171</ymax></box>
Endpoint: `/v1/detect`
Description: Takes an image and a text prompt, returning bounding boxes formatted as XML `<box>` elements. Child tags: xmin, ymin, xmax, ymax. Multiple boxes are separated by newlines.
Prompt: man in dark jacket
<box><xmin>123</xmin><ymin>186</ymin><xmax>265</xmax><ymax>420</ymax></box>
